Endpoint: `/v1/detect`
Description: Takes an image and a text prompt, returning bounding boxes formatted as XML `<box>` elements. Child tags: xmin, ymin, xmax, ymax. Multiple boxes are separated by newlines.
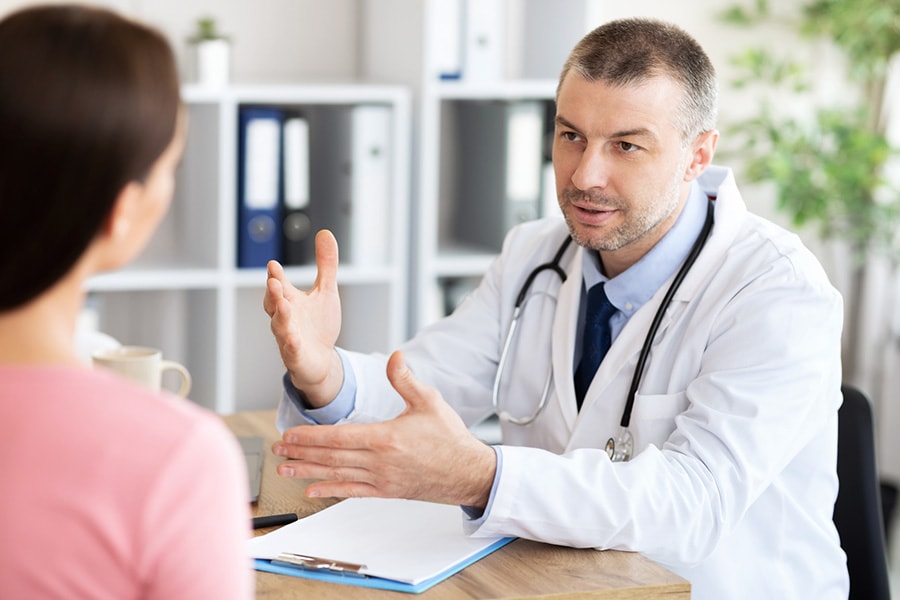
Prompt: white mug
<box><xmin>92</xmin><ymin>345</ymin><xmax>192</xmax><ymax>397</ymax></box>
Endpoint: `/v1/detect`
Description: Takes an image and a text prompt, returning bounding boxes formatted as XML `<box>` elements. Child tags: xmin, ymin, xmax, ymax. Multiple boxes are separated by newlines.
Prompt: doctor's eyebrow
<box><xmin>555</xmin><ymin>115</ymin><xmax>582</xmax><ymax>133</ymax></box>
<box><xmin>555</xmin><ymin>115</ymin><xmax>658</xmax><ymax>143</ymax></box>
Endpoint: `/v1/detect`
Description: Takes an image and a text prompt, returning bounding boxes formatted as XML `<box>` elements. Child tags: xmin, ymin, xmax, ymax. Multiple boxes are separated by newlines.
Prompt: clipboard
<box><xmin>246</xmin><ymin>497</ymin><xmax>516</xmax><ymax>594</ymax></box>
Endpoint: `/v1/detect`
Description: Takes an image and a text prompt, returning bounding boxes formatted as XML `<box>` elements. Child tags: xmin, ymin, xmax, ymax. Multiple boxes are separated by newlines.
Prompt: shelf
<box><xmin>434</xmin><ymin>247</ymin><xmax>498</xmax><ymax>279</ymax></box>
<box><xmin>435</xmin><ymin>79</ymin><xmax>557</xmax><ymax>100</ymax></box>
<box><xmin>85</xmin><ymin>80</ymin><xmax>411</xmax><ymax>414</ymax></box>
<box><xmin>231</xmin><ymin>264</ymin><xmax>401</xmax><ymax>288</ymax></box>
<box><xmin>86</xmin><ymin>268</ymin><xmax>222</xmax><ymax>291</ymax></box>
<box><xmin>361</xmin><ymin>0</ymin><xmax>601</xmax><ymax>330</ymax></box>
<box><xmin>182</xmin><ymin>82</ymin><xmax>410</xmax><ymax>105</ymax></box>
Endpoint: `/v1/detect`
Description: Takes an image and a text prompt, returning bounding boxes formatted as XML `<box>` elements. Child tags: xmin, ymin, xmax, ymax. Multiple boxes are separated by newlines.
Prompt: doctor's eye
<box><xmin>617</xmin><ymin>141</ymin><xmax>641</xmax><ymax>153</ymax></box>
<box><xmin>560</xmin><ymin>130</ymin><xmax>584</xmax><ymax>143</ymax></box>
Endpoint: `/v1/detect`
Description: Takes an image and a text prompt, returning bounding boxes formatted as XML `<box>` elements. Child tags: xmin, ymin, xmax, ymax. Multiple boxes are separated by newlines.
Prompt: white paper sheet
<box><xmin>246</xmin><ymin>497</ymin><xmax>509</xmax><ymax>585</ymax></box>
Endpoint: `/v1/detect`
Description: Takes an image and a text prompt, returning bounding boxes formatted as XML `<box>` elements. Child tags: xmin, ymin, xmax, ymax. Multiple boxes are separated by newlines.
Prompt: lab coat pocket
<box><xmin>630</xmin><ymin>391</ymin><xmax>688</xmax><ymax>451</ymax></box>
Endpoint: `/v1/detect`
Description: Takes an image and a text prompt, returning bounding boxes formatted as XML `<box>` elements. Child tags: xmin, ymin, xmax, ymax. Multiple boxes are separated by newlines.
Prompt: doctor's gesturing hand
<box><xmin>264</xmin><ymin>229</ymin><xmax>497</xmax><ymax>508</ymax></box>
<box><xmin>272</xmin><ymin>350</ymin><xmax>497</xmax><ymax>508</ymax></box>
<box><xmin>263</xmin><ymin>230</ymin><xmax>344</xmax><ymax>408</ymax></box>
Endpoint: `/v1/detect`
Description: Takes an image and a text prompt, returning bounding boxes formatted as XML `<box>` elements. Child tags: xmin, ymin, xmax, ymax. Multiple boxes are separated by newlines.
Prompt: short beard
<box><xmin>561</xmin><ymin>161</ymin><xmax>688</xmax><ymax>253</ymax></box>
<box><xmin>561</xmin><ymin>188</ymin><xmax>678</xmax><ymax>252</ymax></box>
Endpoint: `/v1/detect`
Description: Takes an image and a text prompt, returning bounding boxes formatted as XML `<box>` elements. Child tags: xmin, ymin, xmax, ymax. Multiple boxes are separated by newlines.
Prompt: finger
<box><xmin>266</xmin><ymin>259</ymin><xmax>285</xmax><ymax>281</ymax></box>
<box><xmin>313</xmin><ymin>230</ymin><xmax>339</xmax><ymax>293</ymax></box>
<box><xmin>305</xmin><ymin>480</ymin><xmax>382</xmax><ymax>499</ymax></box>
<box><xmin>266</xmin><ymin>282</ymin><xmax>296</xmax><ymax>349</ymax></box>
<box><xmin>263</xmin><ymin>272</ymin><xmax>283</xmax><ymax>317</ymax></box>
<box><xmin>264</xmin><ymin>260</ymin><xmax>300</xmax><ymax>317</ymax></box>
<box><xmin>280</xmin><ymin>423</ymin><xmax>374</xmax><ymax>451</ymax></box>
<box><xmin>267</xmin><ymin>259</ymin><xmax>301</xmax><ymax>299</ymax></box>
<box><xmin>276</xmin><ymin>459</ymin><xmax>370</xmax><ymax>483</ymax></box>
<box><xmin>273</xmin><ymin>439</ymin><xmax>372</xmax><ymax>466</ymax></box>
<box><xmin>386</xmin><ymin>350</ymin><xmax>434</xmax><ymax>411</ymax></box>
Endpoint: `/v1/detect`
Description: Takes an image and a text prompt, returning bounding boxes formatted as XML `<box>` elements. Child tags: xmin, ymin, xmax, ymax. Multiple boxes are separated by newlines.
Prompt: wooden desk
<box><xmin>224</xmin><ymin>410</ymin><xmax>690</xmax><ymax>599</ymax></box>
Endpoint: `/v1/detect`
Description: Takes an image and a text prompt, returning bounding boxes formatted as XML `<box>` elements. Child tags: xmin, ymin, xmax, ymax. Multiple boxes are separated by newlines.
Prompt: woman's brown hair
<box><xmin>0</xmin><ymin>4</ymin><xmax>181</xmax><ymax>310</ymax></box>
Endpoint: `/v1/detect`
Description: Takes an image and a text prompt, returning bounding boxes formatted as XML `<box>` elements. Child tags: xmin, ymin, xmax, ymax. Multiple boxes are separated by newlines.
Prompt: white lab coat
<box><xmin>278</xmin><ymin>166</ymin><xmax>849</xmax><ymax>599</ymax></box>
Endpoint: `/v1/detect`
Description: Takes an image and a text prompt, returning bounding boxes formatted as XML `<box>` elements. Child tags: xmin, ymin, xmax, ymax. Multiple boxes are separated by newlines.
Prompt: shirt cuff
<box><xmin>461</xmin><ymin>446</ymin><xmax>502</xmax><ymax>523</ymax></box>
<box><xmin>281</xmin><ymin>349</ymin><xmax>357</xmax><ymax>424</ymax></box>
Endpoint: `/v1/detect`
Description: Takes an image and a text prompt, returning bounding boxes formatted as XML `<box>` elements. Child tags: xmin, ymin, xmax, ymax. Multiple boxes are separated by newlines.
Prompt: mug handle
<box><xmin>161</xmin><ymin>360</ymin><xmax>192</xmax><ymax>397</ymax></box>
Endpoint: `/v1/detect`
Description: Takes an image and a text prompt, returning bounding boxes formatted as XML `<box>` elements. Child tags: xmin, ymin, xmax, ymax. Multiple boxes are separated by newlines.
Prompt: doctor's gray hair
<box><xmin>559</xmin><ymin>18</ymin><xmax>718</xmax><ymax>145</ymax></box>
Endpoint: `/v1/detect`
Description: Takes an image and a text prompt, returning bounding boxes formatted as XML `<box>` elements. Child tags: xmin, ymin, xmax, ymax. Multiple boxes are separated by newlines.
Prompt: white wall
<box><xmin>0</xmin><ymin>0</ymin><xmax>361</xmax><ymax>82</ymax></box>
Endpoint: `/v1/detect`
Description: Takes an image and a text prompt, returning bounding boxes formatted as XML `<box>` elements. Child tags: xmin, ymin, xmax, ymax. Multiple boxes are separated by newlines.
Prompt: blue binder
<box><xmin>237</xmin><ymin>106</ymin><xmax>283</xmax><ymax>268</ymax></box>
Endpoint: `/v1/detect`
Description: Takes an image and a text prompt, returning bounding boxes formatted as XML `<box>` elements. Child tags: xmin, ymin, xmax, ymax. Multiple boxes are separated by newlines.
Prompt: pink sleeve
<box><xmin>137</xmin><ymin>415</ymin><xmax>254</xmax><ymax>599</ymax></box>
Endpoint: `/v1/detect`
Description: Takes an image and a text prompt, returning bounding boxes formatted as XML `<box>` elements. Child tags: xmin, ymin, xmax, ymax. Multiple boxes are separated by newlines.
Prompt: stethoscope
<box><xmin>492</xmin><ymin>200</ymin><xmax>715</xmax><ymax>462</ymax></box>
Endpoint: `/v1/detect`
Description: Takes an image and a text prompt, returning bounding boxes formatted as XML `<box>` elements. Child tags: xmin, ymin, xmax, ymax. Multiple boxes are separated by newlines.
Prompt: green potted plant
<box><xmin>718</xmin><ymin>0</ymin><xmax>900</xmax><ymax>384</ymax></box>
<box><xmin>188</xmin><ymin>16</ymin><xmax>231</xmax><ymax>87</ymax></box>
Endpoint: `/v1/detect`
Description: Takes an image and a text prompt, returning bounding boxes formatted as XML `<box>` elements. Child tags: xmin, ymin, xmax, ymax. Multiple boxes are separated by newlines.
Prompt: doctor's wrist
<box><xmin>288</xmin><ymin>349</ymin><xmax>345</xmax><ymax>409</ymax></box>
<box><xmin>458</xmin><ymin>442</ymin><xmax>498</xmax><ymax>510</ymax></box>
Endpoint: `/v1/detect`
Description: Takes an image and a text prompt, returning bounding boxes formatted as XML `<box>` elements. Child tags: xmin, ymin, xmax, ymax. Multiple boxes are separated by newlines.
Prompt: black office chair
<box><xmin>833</xmin><ymin>384</ymin><xmax>891</xmax><ymax>600</ymax></box>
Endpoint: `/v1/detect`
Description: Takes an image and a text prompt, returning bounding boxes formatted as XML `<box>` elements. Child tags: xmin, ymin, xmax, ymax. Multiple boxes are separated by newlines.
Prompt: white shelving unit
<box><xmin>361</xmin><ymin>0</ymin><xmax>602</xmax><ymax>331</ymax></box>
<box><xmin>86</xmin><ymin>83</ymin><xmax>411</xmax><ymax>414</ymax></box>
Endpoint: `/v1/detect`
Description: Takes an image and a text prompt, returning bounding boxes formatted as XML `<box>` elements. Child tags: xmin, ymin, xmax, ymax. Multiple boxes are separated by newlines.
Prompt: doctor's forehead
<box><xmin>555</xmin><ymin>73</ymin><xmax>684</xmax><ymax>139</ymax></box>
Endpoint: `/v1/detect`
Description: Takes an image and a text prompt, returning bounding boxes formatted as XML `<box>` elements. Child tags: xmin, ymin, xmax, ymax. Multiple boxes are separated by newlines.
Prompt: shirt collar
<box><xmin>582</xmin><ymin>181</ymin><xmax>708</xmax><ymax>318</ymax></box>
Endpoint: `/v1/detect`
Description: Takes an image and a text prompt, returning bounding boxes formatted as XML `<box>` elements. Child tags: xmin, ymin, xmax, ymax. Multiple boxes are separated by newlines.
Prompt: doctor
<box><xmin>264</xmin><ymin>18</ymin><xmax>848</xmax><ymax>600</ymax></box>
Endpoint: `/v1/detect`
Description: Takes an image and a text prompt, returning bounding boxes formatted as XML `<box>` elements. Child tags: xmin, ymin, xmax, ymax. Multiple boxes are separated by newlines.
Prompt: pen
<box><xmin>252</xmin><ymin>513</ymin><xmax>298</xmax><ymax>529</ymax></box>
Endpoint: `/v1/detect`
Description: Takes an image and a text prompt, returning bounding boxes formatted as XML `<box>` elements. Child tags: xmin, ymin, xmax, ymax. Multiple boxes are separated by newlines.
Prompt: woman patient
<box><xmin>0</xmin><ymin>5</ymin><xmax>253</xmax><ymax>598</ymax></box>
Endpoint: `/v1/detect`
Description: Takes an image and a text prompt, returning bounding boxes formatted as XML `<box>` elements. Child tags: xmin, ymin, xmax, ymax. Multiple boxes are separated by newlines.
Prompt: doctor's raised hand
<box><xmin>264</xmin><ymin>230</ymin><xmax>344</xmax><ymax>407</ymax></box>
<box><xmin>272</xmin><ymin>350</ymin><xmax>497</xmax><ymax>507</ymax></box>
<box><xmin>265</xmin><ymin>230</ymin><xmax>497</xmax><ymax>506</ymax></box>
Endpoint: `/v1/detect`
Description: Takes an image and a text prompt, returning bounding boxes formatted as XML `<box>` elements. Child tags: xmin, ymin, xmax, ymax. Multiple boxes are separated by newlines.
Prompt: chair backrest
<box><xmin>834</xmin><ymin>384</ymin><xmax>891</xmax><ymax>600</ymax></box>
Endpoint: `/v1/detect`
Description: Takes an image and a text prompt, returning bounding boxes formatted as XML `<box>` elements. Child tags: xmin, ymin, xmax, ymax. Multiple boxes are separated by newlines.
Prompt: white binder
<box><xmin>454</xmin><ymin>100</ymin><xmax>546</xmax><ymax>251</ymax></box>
<box><xmin>462</xmin><ymin>0</ymin><xmax>504</xmax><ymax>82</ymax></box>
<box><xmin>308</xmin><ymin>104</ymin><xmax>392</xmax><ymax>267</ymax></box>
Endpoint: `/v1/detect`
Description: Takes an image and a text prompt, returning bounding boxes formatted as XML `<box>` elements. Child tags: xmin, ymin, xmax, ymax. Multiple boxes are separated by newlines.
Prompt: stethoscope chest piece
<box><xmin>605</xmin><ymin>426</ymin><xmax>634</xmax><ymax>462</ymax></box>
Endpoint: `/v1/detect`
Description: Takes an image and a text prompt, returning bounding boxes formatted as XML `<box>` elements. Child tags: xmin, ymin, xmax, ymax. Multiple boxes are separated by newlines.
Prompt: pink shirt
<box><xmin>0</xmin><ymin>366</ymin><xmax>254</xmax><ymax>599</ymax></box>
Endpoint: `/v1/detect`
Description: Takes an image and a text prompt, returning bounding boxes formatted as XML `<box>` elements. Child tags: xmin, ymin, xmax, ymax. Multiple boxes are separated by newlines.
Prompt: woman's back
<box><xmin>0</xmin><ymin>366</ymin><xmax>253</xmax><ymax>599</ymax></box>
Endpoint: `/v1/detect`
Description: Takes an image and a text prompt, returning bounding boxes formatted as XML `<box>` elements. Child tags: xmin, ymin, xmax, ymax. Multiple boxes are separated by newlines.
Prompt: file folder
<box><xmin>431</xmin><ymin>0</ymin><xmax>463</xmax><ymax>80</ymax></box>
<box><xmin>454</xmin><ymin>100</ymin><xmax>546</xmax><ymax>252</ymax></box>
<box><xmin>237</xmin><ymin>106</ymin><xmax>283</xmax><ymax>268</ymax></box>
<box><xmin>349</xmin><ymin>104</ymin><xmax>392</xmax><ymax>266</ymax></box>
<box><xmin>280</xmin><ymin>111</ymin><xmax>314</xmax><ymax>265</ymax></box>
<box><xmin>308</xmin><ymin>104</ymin><xmax>392</xmax><ymax>266</ymax></box>
<box><xmin>247</xmin><ymin>497</ymin><xmax>515</xmax><ymax>594</ymax></box>
<box><xmin>461</xmin><ymin>0</ymin><xmax>505</xmax><ymax>82</ymax></box>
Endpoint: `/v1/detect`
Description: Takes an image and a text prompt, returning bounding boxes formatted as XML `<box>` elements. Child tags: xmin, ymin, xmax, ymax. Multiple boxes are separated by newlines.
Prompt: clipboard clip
<box><xmin>271</xmin><ymin>552</ymin><xmax>368</xmax><ymax>578</ymax></box>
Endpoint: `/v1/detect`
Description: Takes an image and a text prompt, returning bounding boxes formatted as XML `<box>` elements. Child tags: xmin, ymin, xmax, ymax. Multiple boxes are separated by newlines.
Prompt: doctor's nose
<box><xmin>569</xmin><ymin>148</ymin><xmax>611</xmax><ymax>192</ymax></box>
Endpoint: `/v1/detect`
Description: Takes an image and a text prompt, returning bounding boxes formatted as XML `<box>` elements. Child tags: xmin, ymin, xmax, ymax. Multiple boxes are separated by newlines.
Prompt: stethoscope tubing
<box><xmin>493</xmin><ymin>200</ymin><xmax>715</xmax><ymax>432</ymax></box>
<box><xmin>619</xmin><ymin>199</ymin><xmax>715</xmax><ymax>428</ymax></box>
<box><xmin>492</xmin><ymin>237</ymin><xmax>573</xmax><ymax>425</ymax></box>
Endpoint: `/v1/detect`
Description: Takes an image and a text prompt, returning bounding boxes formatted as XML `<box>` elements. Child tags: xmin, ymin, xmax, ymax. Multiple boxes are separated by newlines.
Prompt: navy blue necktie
<box><xmin>574</xmin><ymin>283</ymin><xmax>617</xmax><ymax>409</ymax></box>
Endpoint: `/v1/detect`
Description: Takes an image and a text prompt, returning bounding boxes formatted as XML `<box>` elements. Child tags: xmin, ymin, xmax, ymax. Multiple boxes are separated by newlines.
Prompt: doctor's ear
<box><xmin>683</xmin><ymin>129</ymin><xmax>718</xmax><ymax>182</ymax></box>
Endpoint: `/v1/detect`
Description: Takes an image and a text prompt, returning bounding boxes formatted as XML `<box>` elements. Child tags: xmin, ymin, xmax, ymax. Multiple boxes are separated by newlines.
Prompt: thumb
<box><xmin>313</xmin><ymin>229</ymin><xmax>340</xmax><ymax>293</ymax></box>
<box><xmin>386</xmin><ymin>350</ymin><xmax>433</xmax><ymax>412</ymax></box>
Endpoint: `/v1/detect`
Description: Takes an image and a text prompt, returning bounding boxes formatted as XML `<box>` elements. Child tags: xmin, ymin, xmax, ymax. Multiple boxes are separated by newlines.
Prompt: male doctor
<box><xmin>264</xmin><ymin>18</ymin><xmax>848</xmax><ymax>599</ymax></box>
